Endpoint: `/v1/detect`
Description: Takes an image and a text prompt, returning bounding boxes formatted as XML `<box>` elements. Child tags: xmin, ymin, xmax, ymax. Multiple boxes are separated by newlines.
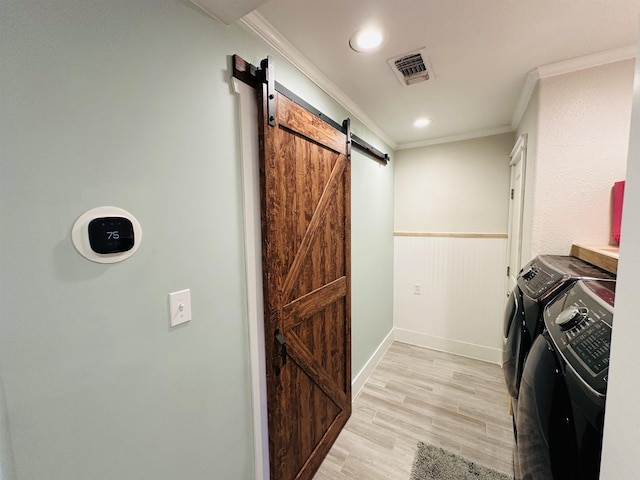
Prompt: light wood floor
<box><xmin>313</xmin><ymin>342</ymin><xmax>515</xmax><ymax>479</ymax></box>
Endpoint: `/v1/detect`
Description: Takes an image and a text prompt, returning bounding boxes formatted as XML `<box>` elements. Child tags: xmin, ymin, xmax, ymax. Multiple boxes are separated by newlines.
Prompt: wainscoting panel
<box><xmin>393</xmin><ymin>234</ymin><xmax>508</xmax><ymax>364</ymax></box>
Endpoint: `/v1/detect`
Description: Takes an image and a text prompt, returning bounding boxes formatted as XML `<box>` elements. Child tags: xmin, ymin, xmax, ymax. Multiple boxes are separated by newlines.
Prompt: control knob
<box><xmin>521</xmin><ymin>266</ymin><xmax>537</xmax><ymax>281</ymax></box>
<box><xmin>555</xmin><ymin>306</ymin><xmax>588</xmax><ymax>330</ymax></box>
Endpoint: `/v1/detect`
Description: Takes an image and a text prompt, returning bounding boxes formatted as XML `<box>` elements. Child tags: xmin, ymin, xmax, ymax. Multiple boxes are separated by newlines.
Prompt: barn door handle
<box><xmin>274</xmin><ymin>330</ymin><xmax>287</xmax><ymax>375</ymax></box>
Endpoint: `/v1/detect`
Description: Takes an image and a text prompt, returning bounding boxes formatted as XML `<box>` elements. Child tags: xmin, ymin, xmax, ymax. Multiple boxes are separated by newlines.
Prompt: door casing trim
<box><xmin>233</xmin><ymin>78</ymin><xmax>270</xmax><ymax>480</ymax></box>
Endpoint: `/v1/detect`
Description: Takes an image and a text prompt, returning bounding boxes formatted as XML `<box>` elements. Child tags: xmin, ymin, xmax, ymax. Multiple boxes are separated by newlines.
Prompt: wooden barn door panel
<box><xmin>258</xmin><ymin>87</ymin><xmax>351</xmax><ymax>480</ymax></box>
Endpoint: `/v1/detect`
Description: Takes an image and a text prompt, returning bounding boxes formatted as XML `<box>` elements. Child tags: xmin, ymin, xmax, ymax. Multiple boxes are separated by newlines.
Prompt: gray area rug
<box><xmin>410</xmin><ymin>442</ymin><xmax>513</xmax><ymax>480</ymax></box>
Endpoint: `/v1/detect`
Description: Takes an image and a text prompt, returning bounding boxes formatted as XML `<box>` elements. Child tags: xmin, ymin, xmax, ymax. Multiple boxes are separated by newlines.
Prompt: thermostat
<box><xmin>72</xmin><ymin>206</ymin><xmax>142</xmax><ymax>263</ymax></box>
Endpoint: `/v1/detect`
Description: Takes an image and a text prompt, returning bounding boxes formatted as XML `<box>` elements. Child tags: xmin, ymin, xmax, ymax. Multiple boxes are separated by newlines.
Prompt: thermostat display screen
<box><xmin>88</xmin><ymin>217</ymin><xmax>134</xmax><ymax>254</ymax></box>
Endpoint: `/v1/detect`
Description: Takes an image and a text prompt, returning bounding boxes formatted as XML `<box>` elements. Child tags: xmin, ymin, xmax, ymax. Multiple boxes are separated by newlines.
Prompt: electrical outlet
<box><xmin>413</xmin><ymin>284</ymin><xmax>421</xmax><ymax>295</ymax></box>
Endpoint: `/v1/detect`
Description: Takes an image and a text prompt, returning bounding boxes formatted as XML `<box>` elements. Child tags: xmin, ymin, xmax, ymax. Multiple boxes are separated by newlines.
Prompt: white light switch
<box><xmin>169</xmin><ymin>289</ymin><xmax>192</xmax><ymax>327</ymax></box>
<box><xmin>413</xmin><ymin>284</ymin><xmax>422</xmax><ymax>295</ymax></box>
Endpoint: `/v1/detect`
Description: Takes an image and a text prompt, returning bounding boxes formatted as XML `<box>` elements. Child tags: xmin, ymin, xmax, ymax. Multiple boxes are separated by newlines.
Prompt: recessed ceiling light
<box><xmin>414</xmin><ymin>118</ymin><xmax>432</xmax><ymax>128</ymax></box>
<box><xmin>349</xmin><ymin>27</ymin><xmax>384</xmax><ymax>53</ymax></box>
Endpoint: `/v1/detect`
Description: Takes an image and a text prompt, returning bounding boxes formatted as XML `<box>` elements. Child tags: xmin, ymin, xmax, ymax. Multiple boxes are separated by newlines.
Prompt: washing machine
<box><xmin>502</xmin><ymin>255</ymin><xmax>614</xmax><ymax>422</ymax></box>
<box><xmin>515</xmin><ymin>279</ymin><xmax>614</xmax><ymax>480</ymax></box>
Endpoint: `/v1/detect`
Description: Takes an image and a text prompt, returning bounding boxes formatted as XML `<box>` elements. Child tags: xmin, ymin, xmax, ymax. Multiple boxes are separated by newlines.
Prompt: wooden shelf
<box><xmin>570</xmin><ymin>244</ymin><xmax>619</xmax><ymax>274</ymax></box>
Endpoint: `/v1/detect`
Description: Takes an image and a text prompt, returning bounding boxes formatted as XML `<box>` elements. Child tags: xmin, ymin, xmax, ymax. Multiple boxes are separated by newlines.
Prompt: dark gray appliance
<box><xmin>515</xmin><ymin>279</ymin><xmax>614</xmax><ymax>479</ymax></box>
<box><xmin>502</xmin><ymin>255</ymin><xmax>614</xmax><ymax>423</ymax></box>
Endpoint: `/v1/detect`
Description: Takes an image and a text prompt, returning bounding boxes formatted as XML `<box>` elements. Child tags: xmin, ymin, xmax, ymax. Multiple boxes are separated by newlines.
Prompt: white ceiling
<box><xmin>239</xmin><ymin>0</ymin><xmax>640</xmax><ymax>149</ymax></box>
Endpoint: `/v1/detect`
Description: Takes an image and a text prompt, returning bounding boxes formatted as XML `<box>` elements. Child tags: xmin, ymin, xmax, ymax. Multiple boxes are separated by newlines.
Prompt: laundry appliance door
<box><xmin>516</xmin><ymin>335</ymin><xmax>579</xmax><ymax>480</ymax></box>
<box><xmin>503</xmin><ymin>286</ymin><xmax>525</xmax><ymax>401</ymax></box>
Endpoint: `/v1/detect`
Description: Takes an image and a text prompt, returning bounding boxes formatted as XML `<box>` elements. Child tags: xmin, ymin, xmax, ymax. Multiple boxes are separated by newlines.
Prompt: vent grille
<box><xmin>388</xmin><ymin>48</ymin><xmax>433</xmax><ymax>87</ymax></box>
<box><xmin>395</xmin><ymin>54</ymin><xmax>428</xmax><ymax>79</ymax></box>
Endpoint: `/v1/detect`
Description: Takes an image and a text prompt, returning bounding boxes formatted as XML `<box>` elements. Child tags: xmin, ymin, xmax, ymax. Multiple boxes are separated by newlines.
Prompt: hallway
<box><xmin>314</xmin><ymin>342</ymin><xmax>514</xmax><ymax>479</ymax></box>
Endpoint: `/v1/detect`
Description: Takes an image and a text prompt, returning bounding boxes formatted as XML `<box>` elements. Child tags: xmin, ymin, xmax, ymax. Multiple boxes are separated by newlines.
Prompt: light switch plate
<box><xmin>169</xmin><ymin>289</ymin><xmax>192</xmax><ymax>327</ymax></box>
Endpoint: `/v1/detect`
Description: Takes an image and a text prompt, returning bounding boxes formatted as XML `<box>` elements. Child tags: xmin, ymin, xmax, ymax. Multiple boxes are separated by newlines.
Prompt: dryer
<box><xmin>502</xmin><ymin>255</ymin><xmax>614</xmax><ymax>422</ymax></box>
<box><xmin>515</xmin><ymin>279</ymin><xmax>614</xmax><ymax>480</ymax></box>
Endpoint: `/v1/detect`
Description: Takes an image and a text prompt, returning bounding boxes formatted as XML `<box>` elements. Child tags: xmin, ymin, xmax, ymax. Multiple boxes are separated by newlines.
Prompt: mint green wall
<box><xmin>0</xmin><ymin>0</ymin><xmax>394</xmax><ymax>478</ymax></box>
<box><xmin>0</xmin><ymin>377</ymin><xmax>15</xmax><ymax>480</ymax></box>
<box><xmin>351</xmin><ymin>150</ymin><xmax>395</xmax><ymax>374</ymax></box>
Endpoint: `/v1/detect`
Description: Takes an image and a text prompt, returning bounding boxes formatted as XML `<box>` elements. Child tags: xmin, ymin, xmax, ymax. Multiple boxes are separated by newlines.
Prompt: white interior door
<box><xmin>506</xmin><ymin>134</ymin><xmax>527</xmax><ymax>295</ymax></box>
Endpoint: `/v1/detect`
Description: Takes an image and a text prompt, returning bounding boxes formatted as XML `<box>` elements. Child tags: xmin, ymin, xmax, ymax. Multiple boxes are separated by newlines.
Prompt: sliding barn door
<box><xmin>258</xmin><ymin>82</ymin><xmax>351</xmax><ymax>480</ymax></box>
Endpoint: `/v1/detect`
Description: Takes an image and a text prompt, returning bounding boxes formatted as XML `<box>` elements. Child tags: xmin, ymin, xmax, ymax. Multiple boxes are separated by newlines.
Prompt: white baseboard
<box><xmin>393</xmin><ymin>328</ymin><xmax>502</xmax><ymax>365</ymax></box>
<box><xmin>351</xmin><ymin>329</ymin><xmax>395</xmax><ymax>400</ymax></box>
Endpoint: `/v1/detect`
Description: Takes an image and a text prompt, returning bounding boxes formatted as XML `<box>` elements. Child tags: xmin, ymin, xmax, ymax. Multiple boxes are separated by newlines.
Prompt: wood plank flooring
<box><xmin>313</xmin><ymin>342</ymin><xmax>515</xmax><ymax>479</ymax></box>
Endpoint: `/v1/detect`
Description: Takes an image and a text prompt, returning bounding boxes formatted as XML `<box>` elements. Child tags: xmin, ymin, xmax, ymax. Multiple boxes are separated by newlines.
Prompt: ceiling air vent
<box><xmin>387</xmin><ymin>48</ymin><xmax>434</xmax><ymax>87</ymax></box>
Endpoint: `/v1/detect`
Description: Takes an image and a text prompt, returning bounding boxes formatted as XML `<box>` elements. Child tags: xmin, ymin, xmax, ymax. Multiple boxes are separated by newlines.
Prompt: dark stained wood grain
<box><xmin>283</xmin><ymin>277</ymin><xmax>347</xmax><ymax>330</ymax></box>
<box><xmin>277</xmin><ymin>94</ymin><xmax>347</xmax><ymax>155</ymax></box>
<box><xmin>258</xmin><ymin>82</ymin><xmax>351</xmax><ymax>480</ymax></box>
<box><xmin>232</xmin><ymin>54</ymin><xmax>259</xmax><ymax>88</ymax></box>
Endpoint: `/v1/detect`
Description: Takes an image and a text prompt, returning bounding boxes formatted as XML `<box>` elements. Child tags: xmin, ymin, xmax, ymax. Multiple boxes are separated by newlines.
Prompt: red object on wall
<box><xmin>611</xmin><ymin>181</ymin><xmax>625</xmax><ymax>244</ymax></box>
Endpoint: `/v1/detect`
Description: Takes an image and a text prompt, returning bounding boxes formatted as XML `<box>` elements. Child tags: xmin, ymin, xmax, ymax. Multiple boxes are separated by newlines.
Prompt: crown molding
<box><xmin>397</xmin><ymin>125</ymin><xmax>515</xmax><ymax>150</ymax></box>
<box><xmin>238</xmin><ymin>11</ymin><xmax>398</xmax><ymax>150</ymax></box>
<box><xmin>190</xmin><ymin>0</ymin><xmax>270</xmax><ymax>25</ymax></box>
<box><xmin>510</xmin><ymin>70</ymin><xmax>540</xmax><ymax>131</ymax></box>
<box><xmin>511</xmin><ymin>45</ymin><xmax>637</xmax><ymax>129</ymax></box>
<box><xmin>537</xmin><ymin>45</ymin><xmax>636</xmax><ymax>80</ymax></box>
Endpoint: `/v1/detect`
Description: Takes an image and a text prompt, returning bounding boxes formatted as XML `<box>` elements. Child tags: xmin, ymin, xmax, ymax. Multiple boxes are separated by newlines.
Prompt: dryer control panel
<box><xmin>517</xmin><ymin>258</ymin><xmax>566</xmax><ymax>299</ymax></box>
<box><xmin>544</xmin><ymin>280</ymin><xmax>615</xmax><ymax>395</ymax></box>
<box><xmin>518</xmin><ymin>255</ymin><xmax>615</xmax><ymax>301</ymax></box>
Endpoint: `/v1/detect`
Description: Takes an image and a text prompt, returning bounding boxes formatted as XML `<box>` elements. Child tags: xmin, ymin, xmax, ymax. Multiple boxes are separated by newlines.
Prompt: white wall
<box><xmin>523</xmin><ymin>60</ymin><xmax>634</xmax><ymax>258</ymax></box>
<box><xmin>600</xmin><ymin>49</ymin><xmax>640</xmax><ymax>479</ymax></box>
<box><xmin>394</xmin><ymin>235</ymin><xmax>508</xmax><ymax>362</ymax></box>
<box><xmin>395</xmin><ymin>133</ymin><xmax>514</xmax><ymax>233</ymax></box>
<box><xmin>0</xmin><ymin>1</ymin><xmax>395</xmax><ymax>478</ymax></box>
<box><xmin>393</xmin><ymin>133</ymin><xmax>513</xmax><ymax>362</ymax></box>
<box><xmin>516</xmin><ymin>84</ymin><xmax>540</xmax><ymax>264</ymax></box>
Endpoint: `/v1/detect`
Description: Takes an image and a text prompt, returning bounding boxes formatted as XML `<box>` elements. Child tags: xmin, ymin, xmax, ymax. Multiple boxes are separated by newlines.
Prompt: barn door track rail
<box><xmin>232</xmin><ymin>54</ymin><xmax>390</xmax><ymax>165</ymax></box>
